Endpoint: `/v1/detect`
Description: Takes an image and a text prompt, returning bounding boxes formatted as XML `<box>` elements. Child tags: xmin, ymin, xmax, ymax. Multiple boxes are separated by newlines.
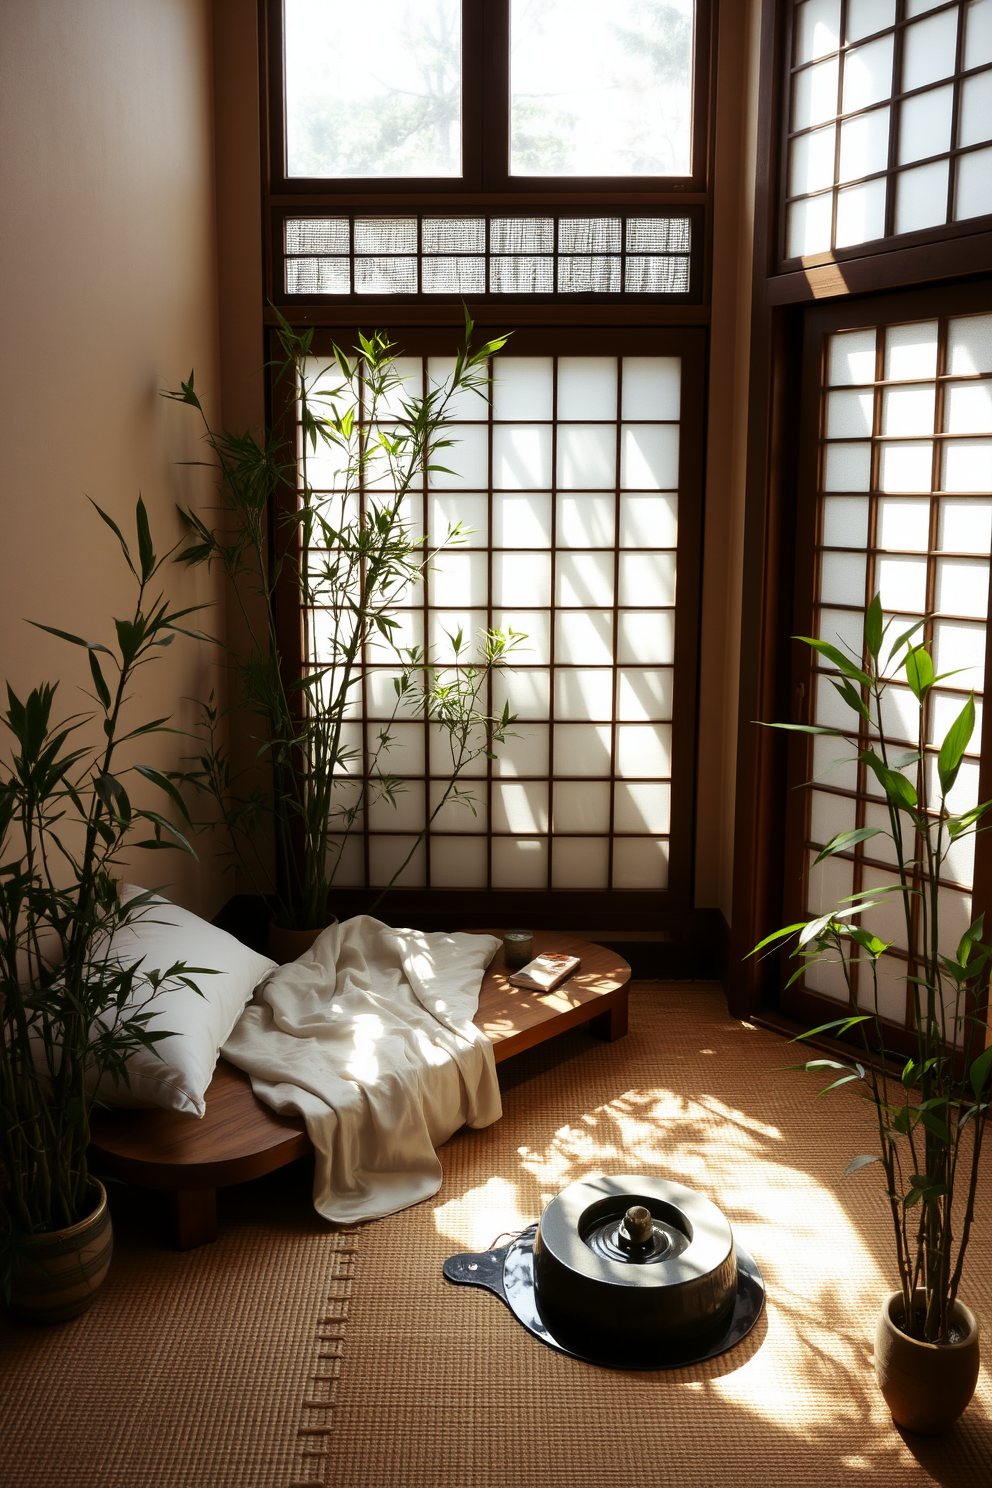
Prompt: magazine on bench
<box><xmin>507</xmin><ymin>952</ymin><xmax>581</xmax><ymax>993</ymax></box>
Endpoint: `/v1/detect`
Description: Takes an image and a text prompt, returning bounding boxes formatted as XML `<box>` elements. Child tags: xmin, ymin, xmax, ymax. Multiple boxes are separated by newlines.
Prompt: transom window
<box><xmin>785</xmin><ymin>0</ymin><xmax>992</xmax><ymax>261</ymax></box>
<box><xmin>282</xmin><ymin>214</ymin><xmax>695</xmax><ymax>299</ymax></box>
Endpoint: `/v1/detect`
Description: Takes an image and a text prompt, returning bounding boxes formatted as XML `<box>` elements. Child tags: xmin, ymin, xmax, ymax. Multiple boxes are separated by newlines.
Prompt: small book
<box><xmin>508</xmin><ymin>952</ymin><xmax>581</xmax><ymax>993</ymax></box>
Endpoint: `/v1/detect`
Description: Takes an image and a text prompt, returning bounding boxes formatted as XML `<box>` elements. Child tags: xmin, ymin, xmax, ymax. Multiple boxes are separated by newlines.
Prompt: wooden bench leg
<box><xmin>169</xmin><ymin>1188</ymin><xmax>218</xmax><ymax>1250</ymax></box>
<box><xmin>589</xmin><ymin>990</ymin><xmax>629</xmax><ymax>1043</ymax></box>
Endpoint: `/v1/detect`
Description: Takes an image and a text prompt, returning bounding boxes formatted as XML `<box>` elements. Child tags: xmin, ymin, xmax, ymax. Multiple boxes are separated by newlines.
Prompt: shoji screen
<box><xmin>792</xmin><ymin>305</ymin><xmax>992</xmax><ymax>1028</ymax></box>
<box><xmin>301</xmin><ymin>342</ymin><xmax>702</xmax><ymax>905</ymax></box>
<box><xmin>783</xmin><ymin>0</ymin><xmax>992</xmax><ymax>262</ymax></box>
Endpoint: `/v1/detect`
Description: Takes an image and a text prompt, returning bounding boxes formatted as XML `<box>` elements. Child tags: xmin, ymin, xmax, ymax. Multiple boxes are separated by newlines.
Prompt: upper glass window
<box><xmin>785</xmin><ymin>0</ymin><xmax>992</xmax><ymax>261</ymax></box>
<box><xmin>509</xmin><ymin>0</ymin><xmax>695</xmax><ymax>176</ymax></box>
<box><xmin>280</xmin><ymin>0</ymin><xmax>700</xmax><ymax>185</ymax></box>
<box><xmin>284</xmin><ymin>0</ymin><xmax>462</xmax><ymax>178</ymax></box>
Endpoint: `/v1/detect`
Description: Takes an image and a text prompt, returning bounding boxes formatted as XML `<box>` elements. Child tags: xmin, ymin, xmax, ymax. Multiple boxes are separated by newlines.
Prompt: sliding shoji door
<box><xmin>784</xmin><ymin>287</ymin><xmax>992</xmax><ymax>1033</ymax></box>
<box><xmin>298</xmin><ymin>329</ymin><xmax>704</xmax><ymax>921</ymax></box>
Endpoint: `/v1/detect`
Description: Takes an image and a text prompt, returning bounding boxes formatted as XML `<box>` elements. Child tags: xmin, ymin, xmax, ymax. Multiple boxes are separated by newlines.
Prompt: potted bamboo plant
<box><xmin>167</xmin><ymin>310</ymin><xmax>522</xmax><ymax>958</ymax></box>
<box><xmin>1</xmin><ymin>501</ymin><xmax>210</xmax><ymax>1322</ymax></box>
<box><xmin>753</xmin><ymin>593</ymin><xmax>992</xmax><ymax>1433</ymax></box>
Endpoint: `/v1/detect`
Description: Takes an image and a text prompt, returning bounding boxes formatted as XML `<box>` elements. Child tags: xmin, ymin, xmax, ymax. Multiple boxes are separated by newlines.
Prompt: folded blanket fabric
<box><xmin>221</xmin><ymin>916</ymin><xmax>502</xmax><ymax>1223</ymax></box>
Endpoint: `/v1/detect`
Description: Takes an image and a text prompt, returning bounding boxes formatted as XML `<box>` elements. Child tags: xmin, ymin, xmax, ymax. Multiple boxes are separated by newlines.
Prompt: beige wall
<box><xmin>0</xmin><ymin>0</ymin><xmax>227</xmax><ymax>917</ymax></box>
<box><xmin>694</xmin><ymin>0</ymin><xmax>762</xmax><ymax>923</ymax></box>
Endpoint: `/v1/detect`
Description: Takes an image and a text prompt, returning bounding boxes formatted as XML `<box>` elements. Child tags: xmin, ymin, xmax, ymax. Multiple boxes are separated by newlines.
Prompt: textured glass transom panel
<box><xmin>283</xmin><ymin>215</ymin><xmax>694</xmax><ymax>297</ymax></box>
<box><xmin>804</xmin><ymin>310</ymin><xmax>992</xmax><ymax>1025</ymax></box>
<box><xmin>303</xmin><ymin>355</ymin><xmax>682</xmax><ymax>891</ymax></box>
<box><xmin>284</xmin><ymin>0</ymin><xmax>462</xmax><ymax>178</ymax></box>
<box><xmin>786</xmin><ymin>0</ymin><xmax>992</xmax><ymax>258</ymax></box>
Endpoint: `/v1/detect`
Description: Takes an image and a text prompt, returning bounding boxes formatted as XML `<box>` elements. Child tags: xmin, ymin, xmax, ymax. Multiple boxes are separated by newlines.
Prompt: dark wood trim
<box><xmin>215</xmin><ymin>893</ymin><xmax>731</xmax><ymax>980</ymax></box>
<box><xmin>270</xmin><ymin>191</ymin><xmax>710</xmax><ymax>209</ymax></box>
<box><xmin>751</xmin><ymin>1006</ymin><xmax>927</xmax><ymax>1070</ymax></box>
<box><xmin>264</xmin><ymin>302</ymin><xmax>712</xmax><ymax>329</ymax></box>
<box><xmin>727</xmin><ymin>304</ymin><xmax>805</xmax><ymax>1016</ymax></box>
<box><xmin>768</xmin><ymin>227</ymin><xmax>992</xmax><ymax>306</ymax></box>
<box><xmin>725</xmin><ymin>0</ymin><xmax>799</xmax><ymax>1018</ymax></box>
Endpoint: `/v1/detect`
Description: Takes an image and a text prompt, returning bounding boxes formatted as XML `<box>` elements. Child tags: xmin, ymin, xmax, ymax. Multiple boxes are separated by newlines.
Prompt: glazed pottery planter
<box><xmin>268</xmin><ymin>917</ymin><xmax>336</xmax><ymax>965</ymax></box>
<box><xmin>875</xmin><ymin>1289</ymin><xmax>981</xmax><ymax>1435</ymax></box>
<box><xmin>8</xmin><ymin>1180</ymin><xmax>113</xmax><ymax>1325</ymax></box>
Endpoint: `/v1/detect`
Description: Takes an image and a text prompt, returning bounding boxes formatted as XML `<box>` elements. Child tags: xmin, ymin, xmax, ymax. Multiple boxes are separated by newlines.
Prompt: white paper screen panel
<box><xmin>805</xmin><ymin>310</ymin><xmax>992</xmax><ymax>1024</ymax></box>
<box><xmin>303</xmin><ymin>355</ymin><xmax>681</xmax><ymax>891</ymax></box>
<box><xmin>786</xmin><ymin>0</ymin><xmax>992</xmax><ymax>260</ymax></box>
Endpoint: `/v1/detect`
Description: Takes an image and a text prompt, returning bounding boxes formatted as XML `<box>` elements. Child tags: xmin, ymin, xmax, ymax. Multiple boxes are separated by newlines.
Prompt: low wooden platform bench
<box><xmin>89</xmin><ymin>931</ymin><xmax>630</xmax><ymax>1249</ymax></box>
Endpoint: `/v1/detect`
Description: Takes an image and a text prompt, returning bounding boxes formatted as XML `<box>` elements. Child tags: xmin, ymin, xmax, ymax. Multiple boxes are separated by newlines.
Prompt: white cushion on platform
<box><xmin>92</xmin><ymin>889</ymin><xmax>276</xmax><ymax>1117</ymax></box>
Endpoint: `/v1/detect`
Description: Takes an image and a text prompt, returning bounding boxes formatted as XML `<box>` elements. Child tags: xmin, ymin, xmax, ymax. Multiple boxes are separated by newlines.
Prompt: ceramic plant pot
<box><xmin>8</xmin><ymin>1180</ymin><xmax>113</xmax><ymax>1325</ymax></box>
<box><xmin>268</xmin><ymin>917</ymin><xmax>336</xmax><ymax>965</ymax></box>
<box><xmin>875</xmin><ymin>1289</ymin><xmax>981</xmax><ymax>1435</ymax></box>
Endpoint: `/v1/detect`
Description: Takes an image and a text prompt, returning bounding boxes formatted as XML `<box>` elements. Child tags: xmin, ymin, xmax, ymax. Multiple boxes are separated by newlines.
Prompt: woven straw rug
<box><xmin>0</xmin><ymin>1160</ymin><xmax>355</xmax><ymax>1488</ymax></box>
<box><xmin>2</xmin><ymin>982</ymin><xmax>991</xmax><ymax>1487</ymax></box>
<box><xmin>329</xmin><ymin>983</ymin><xmax>992</xmax><ymax>1488</ymax></box>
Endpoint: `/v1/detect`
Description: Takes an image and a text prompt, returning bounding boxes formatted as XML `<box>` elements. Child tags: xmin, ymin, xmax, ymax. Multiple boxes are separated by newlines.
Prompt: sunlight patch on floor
<box><xmin>435</xmin><ymin>1081</ymin><xmax>911</xmax><ymax>1440</ymax></box>
<box><xmin>433</xmin><ymin>1175</ymin><xmax>531</xmax><ymax>1251</ymax></box>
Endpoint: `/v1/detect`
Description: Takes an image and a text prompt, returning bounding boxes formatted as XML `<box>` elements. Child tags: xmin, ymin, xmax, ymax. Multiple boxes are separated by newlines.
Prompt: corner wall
<box><xmin>0</xmin><ymin>0</ymin><xmax>226</xmax><ymax>916</ymax></box>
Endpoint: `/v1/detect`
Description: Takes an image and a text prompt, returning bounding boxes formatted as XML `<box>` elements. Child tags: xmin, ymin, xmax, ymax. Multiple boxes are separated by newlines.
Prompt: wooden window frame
<box><xmin>266</xmin><ymin>322</ymin><xmax>707</xmax><ymax>933</ymax></box>
<box><xmin>261</xmin><ymin>0</ymin><xmax>715</xmax><ymax>203</ymax></box>
<box><xmin>780</xmin><ymin>280</ymin><xmax>992</xmax><ymax>1052</ymax></box>
<box><xmin>728</xmin><ymin>0</ymin><xmax>992</xmax><ymax>1019</ymax></box>
<box><xmin>777</xmin><ymin>0</ymin><xmax>992</xmax><ymax>276</ymax></box>
<box><xmin>760</xmin><ymin>0</ymin><xmax>992</xmax><ymax>302</ymax></box>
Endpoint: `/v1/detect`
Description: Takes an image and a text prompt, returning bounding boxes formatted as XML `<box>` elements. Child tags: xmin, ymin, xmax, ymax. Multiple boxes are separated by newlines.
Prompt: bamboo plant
<box><xmin>1</xmin><ymin>501</ymin><xmax>211</xmax><ymax>1287</ymax></box>
<box><xmin>753</xmin><ymin>592</ymin><xmax>992</xmax><ymax>1344</ymax></box>
<box><xmin>167</xmin><ymin>310</ymin><xmax>522</xmax><ymax>930</ymax></box>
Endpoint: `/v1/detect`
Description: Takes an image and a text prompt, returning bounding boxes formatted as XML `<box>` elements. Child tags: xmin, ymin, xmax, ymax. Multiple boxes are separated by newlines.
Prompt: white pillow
<box><xmin>91</xmin><ymin>888</ymin><xmax>276</xmax><ymax>1117</ymax></box>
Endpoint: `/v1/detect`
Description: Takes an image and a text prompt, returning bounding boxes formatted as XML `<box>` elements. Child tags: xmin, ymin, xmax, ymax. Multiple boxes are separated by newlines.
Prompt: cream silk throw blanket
<box><xmin>221</xmin><ymin>916</ymin><xmax>502</xmax><ymax>1223</ymax></box>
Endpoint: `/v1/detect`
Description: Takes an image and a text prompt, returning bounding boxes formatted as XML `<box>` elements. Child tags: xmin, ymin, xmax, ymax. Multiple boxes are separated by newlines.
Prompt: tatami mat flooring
<box><xmin>2</xmin><ymin>982</ymin><xmax>990</xmax><ymax>1487</ymax></box>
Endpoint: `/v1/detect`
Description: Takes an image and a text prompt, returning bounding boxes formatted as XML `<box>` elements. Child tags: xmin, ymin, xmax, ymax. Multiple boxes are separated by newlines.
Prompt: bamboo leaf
<box><xmin>792</xmin><ymin>1014</ymin><xmax>871</xmax><ymax>1040</ymax></box>
<box><xmin>88</xmin><ymin>498</ymin><xmax>138</xmax><ymax>577</ymax></box>
<box><xmin>865</xmin><ymin>593</ymin><xmax>883</xmax><ymax>659</ymax></box>
<box><xmin>905</xmin><ymin>644</ymin><xmax>935</xmax><ymax>701</ymax></box>
<box><xmin>947</xmin><ymin>800</ymin><xmax>992</xmax><ymax>839</ymax></box>
<box><xmin>918</xmin><ymin>1110</ymin><xmax>952</xmax><ymax>1142</ymax></box>
<box><xmin>88</xmin><ymin>649</ymin><xmax>112</xmax><ymax>710</ymax></box>
<box><xmin>746</xmin><ymin>922</ymin><xmax>807</xmax><ymax>957</ymax></box>
<box><xmin>795</xmin><ymin>636</ymin><xmax>870</xmax><ymax>685</ymax></box>
<box><xmin>757</xmin><ymin>722</ymin><xmax>846</xmax><ymax>735</ymax></box>
<box><xmin>937</xmin><ymin>692</ymin><xmax>975</xmax><ymax>796</ymax></box>
<box><xmin>861</xmin><ymin>749</ymin><xmax>918</xmax><ymax>810</ymax></box>
<box><xmin>818</xmin><ymin>1073</ymin><xmax>864</xmax><ymax>1094</ymax></box>
<box><xmin>135</xmin><ymin>496</ymin><xmax>155</xmax><ymax>580</ymax></box>
<box><xmin>133</xmin><ymin>765</ymin><xmax>192</xmax><ymax>823</ymax></box>
<box><xmin>842</xmin><ymin>1154</ymin><xmax>880</xmax><ymax>1178</ymax></box>
<box><xmin>969</xmin><ymin>1045</ymin><xmax>992</xmax><ymax>1098</ymax></box>
<box><xmin>885</xmin><ymin>616</ymin><xmax>927</xmax><ymax>660</ymax></box>
<box><xmin>811</xmin><ymin>826</ymin><xmax>881</xmax><ymax>867</ymax></box>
